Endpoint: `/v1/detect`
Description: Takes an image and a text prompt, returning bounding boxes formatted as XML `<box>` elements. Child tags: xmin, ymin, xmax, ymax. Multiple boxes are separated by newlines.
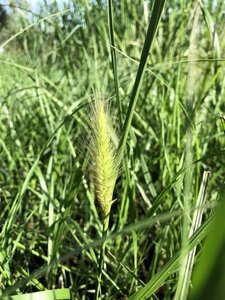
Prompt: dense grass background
<box><xmin>0</xmin><ymin>0</ymin><xmax>225</xmax><ymax>299</ymax></box>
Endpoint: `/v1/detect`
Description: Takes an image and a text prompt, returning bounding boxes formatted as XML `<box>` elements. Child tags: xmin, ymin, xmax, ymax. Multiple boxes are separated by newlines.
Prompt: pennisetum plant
<box><xmin>81</xmin><ymin>96</ymin><xmax>120</xmax><ymax>298</ymax></box>
<box><xmin>79</xmin><ymin>1</ymin><xmax>166</xmax><ymax>296</ymax></box>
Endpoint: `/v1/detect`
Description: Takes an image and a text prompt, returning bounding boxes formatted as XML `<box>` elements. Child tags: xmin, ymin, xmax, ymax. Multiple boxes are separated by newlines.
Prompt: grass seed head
<box><xmin>85</xmin><ymin>98</ymin><xmax>119</xmax><ymax>227</ymax></box>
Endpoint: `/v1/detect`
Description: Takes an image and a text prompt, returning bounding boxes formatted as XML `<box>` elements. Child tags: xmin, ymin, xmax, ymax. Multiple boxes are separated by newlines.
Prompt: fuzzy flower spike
<box><xmin>86</xmin><ymin>98</ymin><xmax>120</xmax><ymax>230</ymax></box>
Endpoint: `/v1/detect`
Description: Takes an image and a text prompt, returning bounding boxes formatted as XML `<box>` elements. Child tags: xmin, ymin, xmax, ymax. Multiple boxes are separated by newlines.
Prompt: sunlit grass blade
<box><xmin>128</xmin><ymin>214</ymin><xmax>213</xmax><ymax>300</ymax></box>
<box><xmin>0</xmin><ymin>289</ymin><xmax>71</xmax><ymax>300</ymax></box>
<box><xmin>174</xmin><ymin>171</ymin><xmax>211</xmax><ymax>300</ymax></box>
<box><xmin>117</xmin><ymin>0</ymin><xmax>166</xmax><ymax>160</ymax></box>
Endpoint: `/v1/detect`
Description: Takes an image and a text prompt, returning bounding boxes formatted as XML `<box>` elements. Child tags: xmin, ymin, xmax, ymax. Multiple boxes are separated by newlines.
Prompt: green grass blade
<box><xmin>174</xmin><ymin>171</ymin><xmax>211</xmax><ymax>300</ymax></box>
<box><xmin>190</xmin><ymin>185</ymin><xmax>225</xmax><ymax>300</ymax></box>
<box><xmin>117</xmin><ymin>0</ymin><xmax>166</xmax><ymax>159</ymax></box>
<box><xmin>1</xmin><ymin>289</ymin><xmax>71</xmax><ymax>300</ymax></box>
<box><xmin>0</xmin><ymin>10</ymin><xmax>71</xmax><ymax>49</ymax></box>
<box><xmin>2</xmin><ymin>208</ymin><xmax>211</xmax><ymax>296</ymax></box>
<box><xmin>0</xmin><ymin>104</ymin><xmax>86</xmax><ymax>244</ymax></box>
<box><xmin>128</xmin><ymin>215</ymin><xmax>213</xmax><ymax>300</ymax></box>
<box><xmin>108</xmin><ymin>0</ymin><xmax>122</xmax><ymax>123</ymax></box>
<box><xmin>200</xmin><ymin>1</ymin><xmax>221</xmax><ymax>57</ymax></box>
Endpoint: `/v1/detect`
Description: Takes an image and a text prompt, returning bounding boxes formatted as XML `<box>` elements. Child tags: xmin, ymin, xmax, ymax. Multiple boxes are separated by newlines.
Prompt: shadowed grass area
<box><xmin>0</xmin><ymin>0</ymin><xmax>225</xmax><ymax>299</ymax></box>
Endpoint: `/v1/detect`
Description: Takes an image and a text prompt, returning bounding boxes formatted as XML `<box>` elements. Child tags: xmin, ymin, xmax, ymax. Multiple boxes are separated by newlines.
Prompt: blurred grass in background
<box><xmin>0</xmin><ymin>0</ymin><xmax>225</xmax><ymax>299</ymax></box>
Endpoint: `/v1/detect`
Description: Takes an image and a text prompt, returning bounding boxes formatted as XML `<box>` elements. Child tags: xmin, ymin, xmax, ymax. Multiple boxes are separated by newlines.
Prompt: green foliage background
<box><xmin>0</xmin><ymin>0</ymin><xmax>225</xmax><ymax>299</ymax></box>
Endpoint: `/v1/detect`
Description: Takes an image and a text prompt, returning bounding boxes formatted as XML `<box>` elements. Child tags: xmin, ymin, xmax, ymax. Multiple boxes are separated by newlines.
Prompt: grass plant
<box><xmin>81</xmin><ymin>97</ymin><xmax>120</xmax><ymax>298</ymax></box>
<box><xmin>0</xmin><ymin>0</ymin><xmax>225</xmax><ymax>299</ymax></box>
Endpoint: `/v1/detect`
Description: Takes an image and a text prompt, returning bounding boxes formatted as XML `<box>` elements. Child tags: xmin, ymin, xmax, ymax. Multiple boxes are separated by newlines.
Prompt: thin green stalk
<box><xmin>117</xmin><ymin>0</ymin><xmax>166</xmax><ymax>162</ymax></box>
<box><xmin>95</xmin><ymin>216</ymin><xmax>109</xmax><ymax>300</ymax></box>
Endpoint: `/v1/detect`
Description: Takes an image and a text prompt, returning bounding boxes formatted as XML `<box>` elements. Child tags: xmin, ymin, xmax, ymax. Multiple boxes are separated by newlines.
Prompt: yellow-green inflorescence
<box><xmin>87</xmin><ymin>98</ymin><xmax>119</xmax><ymax>230</ymax></box>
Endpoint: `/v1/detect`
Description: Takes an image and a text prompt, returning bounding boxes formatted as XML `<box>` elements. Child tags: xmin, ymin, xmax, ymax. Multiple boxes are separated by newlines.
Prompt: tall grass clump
<box><xmin>1</xmin><ymin>0</ymin><xmax>225</xmax><ymax>299</ymax></box>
